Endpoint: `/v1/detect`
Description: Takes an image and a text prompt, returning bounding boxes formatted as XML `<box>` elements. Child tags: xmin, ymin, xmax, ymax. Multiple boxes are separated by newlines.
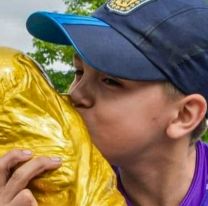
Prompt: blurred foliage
<box><xmin>202</xmin><ymin>131</ymin><xmax>208</xmax><ymax>142</ymax></box>
<box><xmin>45</xmin><ymin>70</ymin><xmax>75</xmax><ymax>93</ymax></box>
<box><xmin>28</xmin><ymin>0</ymin><xmax>105</xmax><ymax>92</ymax></box>
<box><xmin>64</xmin><ymin>0</ymin><xmax>106</xmax><ymax>14</ymax></box>
<box><xmin>28</xmin><ymin>41</ymin><xmax>74</xmax><ymax>67</ymax></box>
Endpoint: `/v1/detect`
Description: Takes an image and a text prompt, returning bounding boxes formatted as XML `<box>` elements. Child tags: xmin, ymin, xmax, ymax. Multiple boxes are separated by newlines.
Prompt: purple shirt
<box><xmin>116</xmin><ymin>141</ymin><xmax>208</xmax><ymax>206</ymax></box>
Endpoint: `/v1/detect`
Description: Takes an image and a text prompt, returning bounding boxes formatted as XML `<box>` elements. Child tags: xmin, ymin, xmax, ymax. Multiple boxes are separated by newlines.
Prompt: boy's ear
<box><xmin>166</xmin><ymin>94</ymin><xmax>207</xmax><ymax>139</ymax></box>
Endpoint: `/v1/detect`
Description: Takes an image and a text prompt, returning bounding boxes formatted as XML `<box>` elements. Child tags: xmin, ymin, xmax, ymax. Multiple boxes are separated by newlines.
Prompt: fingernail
<box><xmin>22</xmin><ymin>150</ymin><xmax>32</xmax><ymax>156</ymax></box>
<box><xmin>50</xmin><ymin>157</ymin><xmax>62</xmax><ymax>163</ymax></box>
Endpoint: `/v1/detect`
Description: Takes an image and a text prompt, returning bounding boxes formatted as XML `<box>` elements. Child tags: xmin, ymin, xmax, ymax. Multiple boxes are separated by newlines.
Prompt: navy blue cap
<box><xmin>26</xmin><ymin>0</ymin><xmax>208</xmax><ymax>101</ymax></box>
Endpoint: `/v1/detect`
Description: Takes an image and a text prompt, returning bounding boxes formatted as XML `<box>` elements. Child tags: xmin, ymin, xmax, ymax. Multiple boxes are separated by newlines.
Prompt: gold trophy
<box><xmin>0</xmin><ymin>47</ymin><xmax>126</xmax><ymax>206</ymax></box>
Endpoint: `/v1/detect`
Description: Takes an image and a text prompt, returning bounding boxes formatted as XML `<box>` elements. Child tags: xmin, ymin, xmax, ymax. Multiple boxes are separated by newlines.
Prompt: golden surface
<box><xmin>0</xmin><ymin>47</ymin><xmax>126</xmax><ymax>206</ymax></box>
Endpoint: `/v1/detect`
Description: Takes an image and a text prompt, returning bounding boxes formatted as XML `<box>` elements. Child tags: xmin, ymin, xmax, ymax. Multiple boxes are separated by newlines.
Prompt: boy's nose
<box><xmin>69</xmin><ymin>82</ymin><xmax>94</xmax><ymax>109</ymax></box>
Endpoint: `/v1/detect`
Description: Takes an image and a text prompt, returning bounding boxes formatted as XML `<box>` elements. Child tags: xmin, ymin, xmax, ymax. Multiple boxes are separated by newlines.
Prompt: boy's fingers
<box><xmin>0</xmin><ymin>149</ymin><xmax>32</xmax><ymax>186</ymax></box>
<box><xmin>4</xmin><ymin>156</ymin><xmax>61</xmax><ymax>201</ymax></box>
<box><xmin>10</xmin><ymin>189</ymin><xmax>38</xmax><ymax>206</ymax></box>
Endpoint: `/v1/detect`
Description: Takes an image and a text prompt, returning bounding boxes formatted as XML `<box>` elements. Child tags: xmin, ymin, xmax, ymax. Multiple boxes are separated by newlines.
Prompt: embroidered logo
<box><xmin>107</xmin><ymin>0</ymin><xmax>152</xmax><ymax>14</ymax></box>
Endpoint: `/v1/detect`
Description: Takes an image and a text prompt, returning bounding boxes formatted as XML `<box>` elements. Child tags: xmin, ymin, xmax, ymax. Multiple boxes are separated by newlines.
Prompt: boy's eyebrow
<box><xmin>73</xmin><ymin>53</ymin><xmax>82</xmax><ymax>62</ymax></box>
<box><xmin>72</xmin><ymin>53</ymin><xmax>84</xmax><ymax>68</ymax></box>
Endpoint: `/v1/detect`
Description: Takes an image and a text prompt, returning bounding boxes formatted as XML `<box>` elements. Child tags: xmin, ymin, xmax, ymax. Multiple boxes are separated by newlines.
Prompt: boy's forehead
<box><xmin>72</xmin><ymin>53</ymin><xmax>166</xmax><ymax>85</ymax></box>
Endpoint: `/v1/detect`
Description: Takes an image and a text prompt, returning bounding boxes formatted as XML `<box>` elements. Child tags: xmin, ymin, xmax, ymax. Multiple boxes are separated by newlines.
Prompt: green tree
<box><xmin>46</xmin><ymin>69</ymin><xmax>75</xmax><ymax>93</ymax></box>
<box><xmin>203</xmin><ymin>130</ymin><xmax>208</xmax><ymax>142</ymax></box>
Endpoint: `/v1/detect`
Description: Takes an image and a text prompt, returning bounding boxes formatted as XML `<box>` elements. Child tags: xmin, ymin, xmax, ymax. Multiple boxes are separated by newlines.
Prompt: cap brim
<box><xmin>26</xmin><ymin>12</ymin><xmax>166</xmax><ymax>81</ymax></box>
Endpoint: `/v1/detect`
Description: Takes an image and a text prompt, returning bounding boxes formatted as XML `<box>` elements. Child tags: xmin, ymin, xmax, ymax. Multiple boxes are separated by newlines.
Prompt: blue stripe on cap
<box><xmin>42</xmin><ymin>12</ymin><xmax>110</xmax><ymax>27</ymax></box>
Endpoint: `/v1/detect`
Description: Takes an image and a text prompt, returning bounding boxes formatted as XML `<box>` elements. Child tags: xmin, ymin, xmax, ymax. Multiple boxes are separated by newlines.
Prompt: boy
<box><xmin>0</xmin><ymin>0</ymin><xmax>208</xmax><ymax>205</ymax></box>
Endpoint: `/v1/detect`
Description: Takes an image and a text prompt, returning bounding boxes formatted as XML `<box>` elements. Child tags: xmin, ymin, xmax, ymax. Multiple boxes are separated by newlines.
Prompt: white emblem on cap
<box><xmin>107</xmin><ymin>0</ymin><xmax>152</xmax><ymax>14</ymax></box>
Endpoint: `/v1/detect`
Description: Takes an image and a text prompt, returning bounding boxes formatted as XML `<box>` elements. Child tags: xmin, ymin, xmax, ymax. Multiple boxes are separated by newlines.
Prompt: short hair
<box><xmin>162</xmin><ymin>81</ymin><xmax>208</xmax><ymax>142</ymax></box>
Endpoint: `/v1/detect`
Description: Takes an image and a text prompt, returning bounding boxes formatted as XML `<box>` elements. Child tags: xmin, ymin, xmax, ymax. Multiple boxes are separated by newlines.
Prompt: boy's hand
<box><xmin>0</xmin><ymin>149</ymin><xmax>61</xmax><ymax>206</ymax></box>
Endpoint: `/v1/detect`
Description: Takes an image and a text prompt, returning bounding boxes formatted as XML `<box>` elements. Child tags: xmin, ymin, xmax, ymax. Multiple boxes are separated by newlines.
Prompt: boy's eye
<box><xmin>74</xmin><ymin>70</ymin><xmax>83</xmax><ymax>76</ymax></box>
<box><xmin>102</xmin><ymin>77</ymin><xmax>121</xmax><ymax>86</ymax></box>
<box><xmin>73</xmin><ymin>69</ymin><xmax>83</xmax><ymax>83</ymax></box>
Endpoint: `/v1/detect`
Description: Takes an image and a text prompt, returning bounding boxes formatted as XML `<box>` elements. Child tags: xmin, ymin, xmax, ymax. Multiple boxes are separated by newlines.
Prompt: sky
<box><xmin>0</xmin><ymin>0</ymin><xmax>71</xmax><ymax>71</ymax></box>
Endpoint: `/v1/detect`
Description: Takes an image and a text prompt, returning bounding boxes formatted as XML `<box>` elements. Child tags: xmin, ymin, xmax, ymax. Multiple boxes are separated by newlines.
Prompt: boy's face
<box><xmin>69</xmin><ymin>55</ymin><xmax>175</xmax><ymax>165</ymax></box>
